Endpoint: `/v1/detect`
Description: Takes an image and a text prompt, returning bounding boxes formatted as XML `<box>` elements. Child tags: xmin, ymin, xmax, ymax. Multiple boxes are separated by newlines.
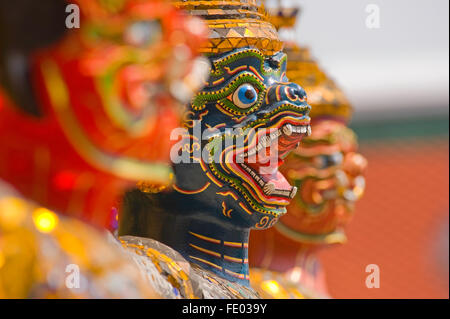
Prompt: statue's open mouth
<box><xmin>209</xmin><ymin>109</ymin><xmax>311</xmax><ymax>216</ymax></box>
<box><xmin>237</xmin><ymin>122</ymin><xmax>311</xmax><ymax>199</ymax></box>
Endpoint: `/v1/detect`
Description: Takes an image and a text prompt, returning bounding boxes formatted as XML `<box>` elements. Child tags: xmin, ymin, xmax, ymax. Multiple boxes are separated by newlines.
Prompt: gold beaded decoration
<box><xmin>173</xmin><ymin>0</ymin><xmax>283</xmax><ymax>56</ymax></box>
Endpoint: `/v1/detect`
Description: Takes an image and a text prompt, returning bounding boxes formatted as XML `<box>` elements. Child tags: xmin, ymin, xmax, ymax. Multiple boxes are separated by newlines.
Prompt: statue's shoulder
<box><xmin>120</xmin><ymin>235</ymin><xmax>260</xmax><ymax>299</ymax></box>
<box><xmin>0</xmin><ymin>182</ymin><xmax>156</xmax><ymax>298</ymax></box>
<box><xmin>119</xmin><ymin>235</ymin><xmax>195</xmax><ymax>298</ymax></box>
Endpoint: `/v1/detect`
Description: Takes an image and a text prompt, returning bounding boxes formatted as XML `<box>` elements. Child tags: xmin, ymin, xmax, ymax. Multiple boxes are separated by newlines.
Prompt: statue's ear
<box><xmin>266</xmin><ymin>57</ymin><xmax>281</xmax><ymax>70</ymax></box>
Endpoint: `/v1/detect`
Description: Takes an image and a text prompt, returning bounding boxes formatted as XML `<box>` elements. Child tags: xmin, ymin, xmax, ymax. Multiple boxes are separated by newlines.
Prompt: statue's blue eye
<box><xmin>232</xmin><ymin>84</ymin><xmax>258</xmax><ymax>109</ymax></box>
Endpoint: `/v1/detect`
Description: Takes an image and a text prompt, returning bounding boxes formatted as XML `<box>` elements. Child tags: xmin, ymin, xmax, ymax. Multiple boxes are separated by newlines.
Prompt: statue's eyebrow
<box><xmin>247</xmin><ymin>66</ymin><xmax>265</xmax><ymax>82</ymax></box>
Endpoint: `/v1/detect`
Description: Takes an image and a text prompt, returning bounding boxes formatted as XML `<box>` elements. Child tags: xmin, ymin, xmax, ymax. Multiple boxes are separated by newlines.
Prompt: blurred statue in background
<box><xmin>249</xmin><ymin>5</ymin><xmax>368</xmax><ymax>299</ymax></box>
<box><xmin>119</xmin><ymin>0</ymin><xmax>312</xmax><ymax>298</ymax></box>
<box><xmin>0</xmin><ymin>0</ymin><xmax>207</xmax><ymax>228</ymax></box>
<box><xmin>0</xmin><ymin>0</ymin><xmax>207</xmax><ymax>298</ymax></box>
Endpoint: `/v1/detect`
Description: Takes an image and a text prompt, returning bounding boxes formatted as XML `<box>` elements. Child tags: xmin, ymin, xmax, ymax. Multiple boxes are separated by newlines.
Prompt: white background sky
<box><xmin>266</xmin><ymin>0</ymin><xmax>449</xmax><ymax>121</ymax></box>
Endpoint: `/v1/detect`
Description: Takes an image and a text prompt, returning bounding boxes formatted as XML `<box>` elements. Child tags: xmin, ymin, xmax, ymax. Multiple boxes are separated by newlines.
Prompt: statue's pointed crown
<box><xmin>173</xmin><ymin>0</ymin><xmax>283</xmax><ymax>56</ymax></box>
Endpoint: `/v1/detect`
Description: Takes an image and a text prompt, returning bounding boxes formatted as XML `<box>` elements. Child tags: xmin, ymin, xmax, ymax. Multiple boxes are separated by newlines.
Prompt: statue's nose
<box><xmin>343</xmin><ymin>152</ymin><xmax>368</xmax><ymax>177</ymax></box>
<box><xmin>266</xmin><ymin>82</ymin><xmax>307</xmax><ymax>105</ymax></box>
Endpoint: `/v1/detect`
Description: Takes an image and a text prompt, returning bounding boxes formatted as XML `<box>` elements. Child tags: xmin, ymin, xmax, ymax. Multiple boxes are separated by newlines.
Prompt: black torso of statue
<box><xmin>119</xmin><ymin>47</ymin><xmax>311</xmax><ymax>299</ymax></box>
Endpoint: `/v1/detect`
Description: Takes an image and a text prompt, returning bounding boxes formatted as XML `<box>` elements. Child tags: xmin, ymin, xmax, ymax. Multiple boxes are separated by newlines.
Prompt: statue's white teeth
<box><xmin>239</xmin><ymin>163</ymin><xmax>297</xmax><ymax>199</ymax></box>
<box><xmin>280</xmin><ymin>124</ymin><xmax>311</xmax><ymax>136</ymax></box>
<box><xmin>243</xmin><ymin>124</ymin><xmax>311</xmax><ymax>158</ymax></box>
<box><xmin>261</xmin><ymin>135</ymin><xmax>271</xmax><ymax>147</ymax></box>
<box><xmin>263</xmin><ymin>182</ymin><xmax>276</xmax><ymax>195</ymax></box>
<box><xmin>283</xmin><ymin>124</ymin><xmax>293</xmax><ymax>136</ymax></box>
<box><xmin>289</xmin><ymin>186</ymin><xmax>298</xmax><ymax>199</ymax></box>
<box><xmin>271</xmin><ymin>130</ymin><xmax>282</xmax><ymax>139</ymax></box>
<box><xmin>246</xmin><ymin>148</ymin><xmax>257</xmax><ymax>157</ymax></box>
